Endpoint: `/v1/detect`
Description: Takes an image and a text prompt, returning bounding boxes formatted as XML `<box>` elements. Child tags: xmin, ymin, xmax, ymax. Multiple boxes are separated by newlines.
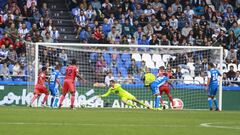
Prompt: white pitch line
<box><xmin>200</xmin><ymin>123</ymin><xmax>240</xmax><ymax>130</ymax></box>
<box><xmin>0</xmin><ymin>122</ymin><xmax>187</xmax><ymax>128</ymax></box>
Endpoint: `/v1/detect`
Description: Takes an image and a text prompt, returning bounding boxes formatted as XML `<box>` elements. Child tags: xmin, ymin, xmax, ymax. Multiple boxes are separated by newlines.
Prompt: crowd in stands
<box><xmin>0</xmin><ymin>0</ymin><xmax>60</xmax><ymax>81</ymax></box>
<box><xmin>68</xmin><ymin>0</ymin><xmax>240</xmax><ymax>86</ymax></box>
<box><xmin>0</xmin><ymin>0</ymin><xmax>240</xmax><ymax>87</ymax></box>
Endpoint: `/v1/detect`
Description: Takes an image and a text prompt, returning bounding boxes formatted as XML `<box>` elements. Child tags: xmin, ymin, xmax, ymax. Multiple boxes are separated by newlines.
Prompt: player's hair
<box><xmin>72</xmin><ymin>59</ymin><xmax>77</xmax><ymax>65</ymax></box>
<box><xmin>159</xmin><ymin>66</ymin><xmax>165</xmax><ymax>70</ymax></box>
<box><xmin>209</xmin><ymin>63</ymin><xmax>215</xmax><ymax>68</ymax></box>
<box><xmin>55</xmin><ymin>64</ymin><xmax>61</xmax><ymax>70</ymax></box>
<box><xmin>110</xmin><ymin>80</ymin><xmax>115</xmax><ymax>83</ymax></box>
<box><xmin>42</xmin><ymin>66</ymin><xmax>47</xmax><ymax>71</ymax></box>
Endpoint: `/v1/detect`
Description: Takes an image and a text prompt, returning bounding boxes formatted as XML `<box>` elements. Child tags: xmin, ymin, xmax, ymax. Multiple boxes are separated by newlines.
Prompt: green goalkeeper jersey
<box><xmin>101</xmin><ymin>83</ymin><xmax>134</xmax><ymax>98</ymax></box>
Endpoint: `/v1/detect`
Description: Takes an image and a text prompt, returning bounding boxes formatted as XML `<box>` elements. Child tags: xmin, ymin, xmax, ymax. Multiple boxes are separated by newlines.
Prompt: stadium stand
<box><xmin>0</xmin><ymin>0</ymin><xmax>240</xmax><ymax>87</ymax></box>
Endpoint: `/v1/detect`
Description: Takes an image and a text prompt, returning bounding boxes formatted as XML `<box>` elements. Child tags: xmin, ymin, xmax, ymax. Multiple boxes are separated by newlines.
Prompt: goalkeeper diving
<box><xmin>99</xmin><ymin>80</ymin><xmax>152</xmax><ymax>109</ymax></box>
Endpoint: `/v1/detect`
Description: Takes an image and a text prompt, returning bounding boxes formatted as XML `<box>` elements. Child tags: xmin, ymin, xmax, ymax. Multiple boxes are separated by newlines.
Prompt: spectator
<box><xmin>18</xmin><ymin>52</ymin><xmax>27</xmax><ymax>67</ymax></box>
<box><xmin>233</xmin><ymin>71</ymin><xmax>240</xmax><ymax>86</ymax></box>
<box><xmin>222</xmin><ymin>72</ymin><xmax>231</xmax><ymax>86</ymax></box>
<box><xmin>134</xmin><ymin>4</ymin><xmax>143</xmax><ymax>19</ymax></box>
<box><xmin>91</xmin><ymin>0</ymin><xmax>102</xmax><ymax>10</ymax></box>
<box><xmin>133</xmin><ymin>27</ymin><xmax>144</xmax><ymax>41</ymax></box>
<box><xmin>7</xmin><ymin>44</ymin><xmax>17</xmax><ymax>64</ymax></box>
<box><xmin>0</xmin><ymin>45</ymin><xmax>8</xmax><ymax>64</ymax></box>
<box><xmin>107</xmin><ymin>26</ymin><xmax>121</xmax><ymax>44</ymax></box>
<box><xmin>18</xmin><ymin>23</ymin><xmax>29</xmax><ymax>39</ymax></box>
<box><xmin>50</xmin><ymin>26</ymin><xmax>60</xmax><ymax>43</ymax></box>
<box><xmin>237</xmin><ymin>45</ymin><xmax>240</xmax><ymax>64</ymax></box>
<box><xmin>12</xmin><ymin>61</ymin><xmax>24</xmax><ymax>76</ymax></box>
<box><xmin>0</xmin><ymin>63</ymin><xmax>10</xmax><ymax>79</ymax></box>
<box><xmin>160</xmin><ymin>35</ymin><xmax>170</xmax><ymax>45</ymax></box>
<box><xmin>227</xmin><ymin>66</ymin><xmax>236</xmax><ymax>80</ymax></box>
<box><xmin>124</xmin><ymin>72</ymin><xmax>135</xmax><ymax>84</ymax></box>
<box><xmin>173</xmin><ymin>66</ymin><xmax>183</xmax><ymax>79</ymax></box>
<box><xmin>59</xmin><ymin>50</ymin><xmax>67</xmax><ymax>66</ymax></box>
<box><xmin>105</xmin><ymin>72</ymin><xmax>114</xmax><ymax>86</ymax></box>
<box><xmin>226</xmin><ymin>48</ymin><xmax>237</xmax><ymax>64</ymax></box>
<box><xmin>116</xmin><ymin>72</ymin><xmax>124</xmax><ymax>84</ymax></box>
<box><xmin>149</xmin><ymin>34</ymin><xmax>160</xmax><ymax>45</ymax></box>
<box><xmin>128</xmin><ymin>59</ymin><xmax>139</xmax><ymax>76</ymax></box>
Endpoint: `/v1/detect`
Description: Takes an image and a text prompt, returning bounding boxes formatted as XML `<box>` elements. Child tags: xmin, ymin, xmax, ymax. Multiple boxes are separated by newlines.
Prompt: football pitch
<box><xmin>0</xmin><ymin>107</ymin><xmax>239</xmax><ymax>135</ymax></box>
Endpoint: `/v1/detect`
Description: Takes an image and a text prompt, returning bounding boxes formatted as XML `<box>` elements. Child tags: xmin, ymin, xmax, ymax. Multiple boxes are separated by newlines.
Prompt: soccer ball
<box><xmin>170</xmin><ymin>98</ymin><xmax>184</xmax><ymax>110</ymax></box>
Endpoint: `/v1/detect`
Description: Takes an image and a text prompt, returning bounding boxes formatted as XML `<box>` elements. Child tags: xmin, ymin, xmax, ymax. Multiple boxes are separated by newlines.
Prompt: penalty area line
<box><xmin>200</xmin><ymin>123</ymin><xmax>240</xmax><ymax>130</ymax></box>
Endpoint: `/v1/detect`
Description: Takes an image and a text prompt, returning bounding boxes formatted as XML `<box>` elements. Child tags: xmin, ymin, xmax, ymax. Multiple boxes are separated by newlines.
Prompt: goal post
<box><xmin>26</xmin><ymin>42</ymin><xmax>223</xmax><ymax>110</ymax></box>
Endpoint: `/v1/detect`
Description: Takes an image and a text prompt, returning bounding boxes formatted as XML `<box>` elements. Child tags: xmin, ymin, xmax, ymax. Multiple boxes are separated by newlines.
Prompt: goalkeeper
<box><xmin>99</xmin><ymin>80</ymin><xmax>151</xmax><ymax>109</ymax></box>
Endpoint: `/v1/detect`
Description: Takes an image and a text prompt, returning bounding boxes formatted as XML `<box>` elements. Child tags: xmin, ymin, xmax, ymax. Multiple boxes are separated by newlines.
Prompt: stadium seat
<box><xmin>152</xmin><ymin>54</ymin><xmax>162</xmax><ymax>62</ymax></box>
<box><xmin>8</xmin><ymin>64</ymin><xmax>14</xmax><ymax>75</ymax></box>
<box><xmin>25</xmin><ymin>21</ymin><xmax>32</xmax><ymax>30</ymax></box>
<box><xmin>125</xmin><ymin>60</ymin><xmax>132</xmax><ymax>68</ymax></box>
<box><xmin>90</xmin><ymin>52</ymin><xmax>98</xmax><ymax>62</ymax></box>
<box><xmin>14</xmin><ymin>78</ymin><xmax>23</xmax><ymax>82</ymax></box>
<box><xmin>155</xmin><ymin>61</ymin><xmax>165</xmax><ymax>68</ymax></box>
<box><xmin>119</xmin><ymin>67</ymin><xmax>127</xmax><ymax>77</ymax></box>
<box><xmin>183</xmin><ymin>75</ymin><xmax>194</xmax><ymax>84</ymax></box>
<box><xmin>187</xmin><ymin>62</ymin><xmax>195</xmax><ymax>76</ymax></box>
<box><xmin>145</xmin><ymin>60</ymin><xmax>155</xmax><ymax>69</ymax></box>
<box><xmin>136</xmin><ymin>61</ymin><xmax>142</xmax><ymax>68</ymax></box>
<box><xmin>132</xmin><ymin>53</ymin><xmax>142</xmax><ymax>61</ymax></box>
<box><xmin>162</xmin><ymin>54</ymin><xmax>171</xmax><ymax>63</ymax></box>
<box><xmin>111</xmin><ymin>67</ymin><xmax>118</xmax><ymax>77</ymax></box>
<box><xmin>121</xmin><ymin>53</ymin><xmax>131</xmax><ymax>62</ymax></box>
<box><xmin>142</xmin><ymin>53</ymin><xmax>152</xmax><ymax>62</ymax></box>
<box><xmin>3</xmin><ymin>77</ymin><xmax>12</xmax><ymax>82</ymax></box>
<box><xmin>194</xmin><ymin>76</ymin><xmax>204</xmax><ymax>84</ymax></box>
<box><xmin>0</xmin><ymin>64</ymin><xmax>3</xmax><ymax>70</ymax></box>
<box><xmin>103</xmin><ymin>53</ymin><xmax>111</xmax><ymax>65</ymax></box>
<box><xmin>151</xmin><ymin>68</ymin><xmax>159</xmax><ymax>76</ymax></box>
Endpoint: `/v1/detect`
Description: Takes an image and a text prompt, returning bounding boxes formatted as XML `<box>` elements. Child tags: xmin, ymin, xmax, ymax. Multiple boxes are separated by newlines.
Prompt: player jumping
<box><xmin>206</xmin><ymin>63</ymin><xmax>222</xmax><ymax>111</ymax></box>
<box><xmin>99</xmin><ymin>80</ymin><xmax>152</xmax><ymax>109</ymax></box>
<box><xmin>48</xmin><ymin>64</ymin><xmax>61</xmax><ymax>108</ymax></box>
<box><xmin>29</xmin><ymin>67</ymin><xmax>49</xmax><ymax>107</ymax></box>
<box><xmin>58</xmin><ymin>59</ymin><xmax>86</xmax><ymax>109</ymax></box>
<box><xmin>150</xmin><ymin>73</ymin><xmax>170</xmax><ymax>110</ymax></box>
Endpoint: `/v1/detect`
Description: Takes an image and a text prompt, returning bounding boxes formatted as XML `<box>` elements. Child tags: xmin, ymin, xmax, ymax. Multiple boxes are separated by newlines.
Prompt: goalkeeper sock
<box><xmin>213</xmin><ymin>98</ymin><xmax>219</xmax><ymax>110</ymax></box>
<box><xmin>169</xmin><ymin>96</ymin><xmax>174</xmax><ymax>107</ymax></box>
<box><xmin>70</xmin><ymin>95</ymin><xmax>75</xmax><ymax>108</ymax></box>
<box><xmin>208</xmin><ymin>98</ymin><xmax>213</xmax><ymax>110</ymax></box>
<box><xmin>154</xmin><ymin>96</ymin><xmax>161</xmax><ymax>108</ymax></box>
<box><xmin>50</xmin><ymin>96</ymin><xmax>55</xmax><ymax>107</ymax></box>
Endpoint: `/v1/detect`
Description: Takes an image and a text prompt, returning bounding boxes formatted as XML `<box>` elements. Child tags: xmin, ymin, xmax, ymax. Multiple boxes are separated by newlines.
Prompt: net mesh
<box><xmin>26</xmin><ymin>43</ymin><xmax>222</xmax><ymax>109</ymax></box>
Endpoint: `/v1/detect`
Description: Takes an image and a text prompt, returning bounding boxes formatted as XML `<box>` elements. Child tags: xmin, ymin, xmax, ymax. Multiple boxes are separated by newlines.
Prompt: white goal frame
<box><xmin>33</xmin><ymin>42</ymin><xmax>224</xmax><ymax>110</ymax></box>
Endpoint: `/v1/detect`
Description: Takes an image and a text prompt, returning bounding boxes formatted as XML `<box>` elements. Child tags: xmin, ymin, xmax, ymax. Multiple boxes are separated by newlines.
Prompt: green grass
<box><xmin>0</xmin><ymin>107</ymin><xmax>239</xmax><ymax>135</ymax></box>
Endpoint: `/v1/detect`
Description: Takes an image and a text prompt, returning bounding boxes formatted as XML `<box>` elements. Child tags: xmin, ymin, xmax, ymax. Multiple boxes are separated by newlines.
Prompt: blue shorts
<box><xmin>150</xmin><ymin>82</ymin><xmax>160</xmax><ymax>95</ymax></box>
<box><xmin>208</xmin><ymin>85</ymin><xmax>218</xmax><ymax>96</ymax></box>
<box><xmin>49</xmin><ymin>85</ymin><xmax>59</xmax><ymax>96</ymax></box>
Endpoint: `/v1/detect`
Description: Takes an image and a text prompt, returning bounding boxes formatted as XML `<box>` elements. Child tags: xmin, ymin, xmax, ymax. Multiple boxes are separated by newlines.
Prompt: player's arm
<box><xmin>205</xmin><ymin>71</ymin><xmax>211</xmax><ymax>91</ymax></box>
<box><xmin>167</xmin><ymin>80</ymin><xmax>175</xmax><ymax>89</ymax></box>
<box><xmin>99</xmin><ymin>87</ymin><xmax>112</xmax><ymax>98</ymax></box>
<box><xmin>77</xmin><ymin>72</ymin><xmax>87</xmax><ymax>83</ymax></box>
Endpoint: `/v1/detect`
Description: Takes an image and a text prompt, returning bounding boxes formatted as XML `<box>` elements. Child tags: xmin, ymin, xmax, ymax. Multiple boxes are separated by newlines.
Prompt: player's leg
<box><xmin>159</xmin><ymin>87</ymin><xmax>164</xmax><ymax>106</ymax></box>
<box><xmin>121</xmin><ymin>97</ymin><xmax>137</xmax><ymax>108</ymax></box>
<box><xmin>150</xmin><ymin>83</ymin><xmax>161</xmax><ymax>108</ymax></box>
<box><xmin>69</xmin><ymin>82</ymin><xmax>76</xmax><ymax>109</ymax></box>
<box><xmin>207</xmin><ymin>86</ymin><xmax>213</xmax><ymax>110</ymax></box>
<box><xmin>59</xmin><ymin>81</ymin><xmax>68</xmax><ymax>108</ymax></box>
<box><xmin>53</xmin><ymin>87</ymin><xmax>60</xmax><ymax>108</ymax></box>
<box><xmin>133</xmin><ymin>99</ymin><xmax>152</xmax><ymax>109</ymax></box>
<box><xmin>49</xmin><ymin>86</ymin><xmax>55</xmax><ymax>107</ymax></box>
<box><xmin>165</xmin><ymin>88</ymin><xmax>174</xmax><ymax>107</ymax></box>
<box><xmin>212</xmin><ymin>86</ymin><xmax>219</xmax><ymax>111</ymax></box>
<box><xmin>41</xmin><ymin>87</ymin><xmax>49</xmax><ymax>106</ymax></box>
<box><xmin>30</xmin><ymin>86</ymin><xmax>40</xmax><ymax>106</ymax></box>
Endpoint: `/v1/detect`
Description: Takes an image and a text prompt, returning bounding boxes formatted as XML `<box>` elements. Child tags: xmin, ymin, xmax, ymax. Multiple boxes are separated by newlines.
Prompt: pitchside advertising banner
<box><xmin>0</xmin><ymin>85</ymin><xmax>239</xmax><ymax>110</ymax></box>
<box><xmin>0</xmin><ymin>85</ymin><xmax>184</xmax><ymax>109</ymax></box>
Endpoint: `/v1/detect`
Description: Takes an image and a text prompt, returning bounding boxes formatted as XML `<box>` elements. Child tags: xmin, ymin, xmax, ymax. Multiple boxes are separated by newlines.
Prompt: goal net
<box><xmin>26</xmin><ymin>42</ymin><xmax>223</xmax><ymax>110</ymax></box>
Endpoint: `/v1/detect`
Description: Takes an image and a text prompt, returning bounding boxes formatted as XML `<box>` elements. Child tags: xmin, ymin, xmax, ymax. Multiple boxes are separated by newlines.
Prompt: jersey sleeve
<box><xmin>101</xmin><ymin>88</ymin><xmax>112</xmax><ymax>98</ymax></box>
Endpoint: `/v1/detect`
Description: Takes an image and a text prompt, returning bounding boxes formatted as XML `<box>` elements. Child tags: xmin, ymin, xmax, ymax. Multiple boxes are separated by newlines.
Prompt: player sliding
<box><xmin>150</xmin><ymin>73</ymin><xmax>170</xmax><ymax>110</ymax></box>
<box><xmin>58</xmin><ymin>59</ymin><xmax>86</xmax><ymax>109</ymax></box>
<box><xmin>205</xmin><ymin>63</ymin><xmax>222</xmax><ymax>111</ymax></box>
<box><xmin>48</xmin><ymin>65</ymin><xmax>61</xmax><ymax>108</ymax></box>
<box><xmin>29</xmin><ymin>67</ymin><xmax>49</xmax><ymax>107</ymax></box>
<box><xmin>99</xmin><ymin>80</ymin><xmax>152</xmax><ymax>109</ymax></box>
